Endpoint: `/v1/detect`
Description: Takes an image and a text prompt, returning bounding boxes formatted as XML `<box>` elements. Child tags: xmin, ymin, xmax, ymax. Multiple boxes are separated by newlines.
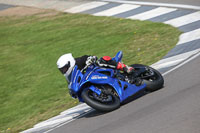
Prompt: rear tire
<box><xmin>131</xmin><ymin>64</ymin><xmax>164</xmax><ymax>92</ymax></box>
<box><xmin>81</xmin><ymin>86</ymin><xmax>120</xmax><ymax>112</ymax></box>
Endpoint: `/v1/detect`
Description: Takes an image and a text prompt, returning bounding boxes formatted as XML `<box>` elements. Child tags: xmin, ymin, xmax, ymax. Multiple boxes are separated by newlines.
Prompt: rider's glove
<box><xmin>86</xmin><ymin>56</ymin><xmax>97</xmax><ymax>65</ymax></box>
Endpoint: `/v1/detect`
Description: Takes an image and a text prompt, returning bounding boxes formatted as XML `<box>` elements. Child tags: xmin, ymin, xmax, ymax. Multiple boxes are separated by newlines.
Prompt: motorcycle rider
<box><xmin>56</xmin><ymin>53</ymin><xmax>134</xmax><ymax>82</ymax></box>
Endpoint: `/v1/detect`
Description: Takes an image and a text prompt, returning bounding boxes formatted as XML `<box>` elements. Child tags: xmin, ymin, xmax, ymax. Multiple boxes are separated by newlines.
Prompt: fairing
<box><xmin>68</xmin><ymin>51</ymin><xmax>146</xmax><ymax>103</ymax></box>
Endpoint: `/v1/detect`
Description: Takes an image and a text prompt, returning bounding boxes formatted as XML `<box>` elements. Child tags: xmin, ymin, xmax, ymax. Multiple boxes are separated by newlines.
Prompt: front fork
<box><xmin>88</xmin><ymin>85</ymin><xmax>102</xmax><ymax>96</ymax></box>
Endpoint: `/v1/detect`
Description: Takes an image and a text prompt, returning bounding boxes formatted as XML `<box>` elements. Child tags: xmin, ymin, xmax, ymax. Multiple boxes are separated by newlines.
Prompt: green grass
<box><xmin>0</xmin><ymin>11</ymin><xmax>181</xmax><ymax>132</ymax></box>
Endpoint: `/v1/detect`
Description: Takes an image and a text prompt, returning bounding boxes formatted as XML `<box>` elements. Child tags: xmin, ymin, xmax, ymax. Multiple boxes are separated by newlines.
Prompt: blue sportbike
<box><xmin>68</xmin><ymin>51</ymin><xmax>164</xmax><ymax>112</ymax></box>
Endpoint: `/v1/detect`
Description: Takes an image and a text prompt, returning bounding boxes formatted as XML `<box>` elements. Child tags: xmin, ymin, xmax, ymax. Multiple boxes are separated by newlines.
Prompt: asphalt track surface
<box><xmin>0</xmin><ymin>3</ymin><xmax>14</xmax><ymax>11</ymax></box>
<box><xmin>47</xmin><ymin>1</ymin><xmax>200</xmax><ymax>132</ymax></box>
<box><xmin>1</xmin><ymin>1</ymin><xmax>199</xmax><ymax>132</ymax></box>
<box><xmin>63</xmin><ymin>0</ymin><xmax>200</xmax><ymax>6</ymax></box>
<box><xmin>50</xmin><ymin>54</ymin><xmax>200</xmax><ymax>133</ymax></box>
<box><xmin>61</xmin><ymin>0</ymin><xmax>200</xmax><ymax>7</ymax></box>
<box><xmin>121</xmin><ymin>0</ymin><xmax>200</xmax><ymax>6</ymax></box>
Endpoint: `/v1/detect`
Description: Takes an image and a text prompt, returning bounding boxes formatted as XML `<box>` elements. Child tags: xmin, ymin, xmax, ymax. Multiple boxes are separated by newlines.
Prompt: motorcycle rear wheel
<box><xmin>131</xmin><ymin>64</ymin><xmax>164</xmax><ymax>92</ymax></box>
<box><xmin>81</xmin><ymin>86</ymin><xmax>120</xmax><ymax>112</ymax></box>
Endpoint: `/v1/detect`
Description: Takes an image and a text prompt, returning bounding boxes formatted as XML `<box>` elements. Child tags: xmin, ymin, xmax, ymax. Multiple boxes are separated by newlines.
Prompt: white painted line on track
<box><xmin>177</xmin><ymin>28</ymin><xmax>200</xmax><ymax>45</ymax></box>
<box><xmin>44</xmin><ymin>109</ymin><xmax>94</xmax><ymax>133</ymax></box>
<box><xmin>151</xmin><ymin>59</ymin><xmax>185</xmax><ymax>69</ymax></box>
<box><xmin>93</xmin><ymin>4</ymin><xmax>140</xmax><ymax>16</ymax></box>
<box><xmin>64</xmin><ymin>1</ymin><xmax>108</xmax><ymax>13</ymax></box>
<box><xmin>164</xmin><ymin>11</ymin><xmax>200</xmax><ymax>27</ymax></box>
<box><xmin>22</xmin><ymin>103</ymin><xmax>92</xmax><ymax>133</ymax></box>
<box><xmin>101</xmin><ymin>0</ymin><xmax>200</xmax><ymax>10</ymax></box>
<box><xmin>151</xmin><ymin>48</ymin><xmax>200</xmax><ymax>69</ymax></box>
<box><xmin>163</xmin><ymin>51</ymin><xmax>200</xmax><ymax>76</ymax></box>
<box><xmin>127</xmin><ymin>7</ymin><xmax>177</xmax><ymax>20</ymax></box>
<box><xmin>34</xmin><ymin>116</ymin><xmax>74</xmax><ymax>129</ymax></box>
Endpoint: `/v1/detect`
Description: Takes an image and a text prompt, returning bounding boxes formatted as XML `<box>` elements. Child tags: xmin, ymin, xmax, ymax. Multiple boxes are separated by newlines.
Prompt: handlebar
<box><xmin>81</xmin><ymin>57</ymin><xmax>98</xmax><ymax>73</ymax></box>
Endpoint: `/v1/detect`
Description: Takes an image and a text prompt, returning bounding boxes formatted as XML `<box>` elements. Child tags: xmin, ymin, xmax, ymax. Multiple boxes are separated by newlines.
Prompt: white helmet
<box><xmin>57</xmin><ymin>53</ymin><xmax>75</xmax><ymax>76</ymax></box>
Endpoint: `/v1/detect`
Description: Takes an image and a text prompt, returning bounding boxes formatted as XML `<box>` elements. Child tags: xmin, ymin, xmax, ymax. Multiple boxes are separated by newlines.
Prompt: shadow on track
<box><xmin>81</xmin><ymin>90</ymin><xmax>149</xmax><ymax>118</ymax></box>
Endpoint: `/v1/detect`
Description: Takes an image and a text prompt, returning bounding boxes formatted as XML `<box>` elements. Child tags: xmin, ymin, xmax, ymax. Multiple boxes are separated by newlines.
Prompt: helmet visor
<box><xmin>59</xmin><ymin>61</ymin><xmax>71</xmax><ymax>74</ymax></box>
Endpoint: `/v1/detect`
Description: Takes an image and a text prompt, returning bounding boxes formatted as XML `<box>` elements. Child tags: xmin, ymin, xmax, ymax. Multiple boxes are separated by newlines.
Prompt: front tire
<box><xmin>81</xmin><ymin>86</ymin><xmax>120</xmax><ymax>112</ymax></box>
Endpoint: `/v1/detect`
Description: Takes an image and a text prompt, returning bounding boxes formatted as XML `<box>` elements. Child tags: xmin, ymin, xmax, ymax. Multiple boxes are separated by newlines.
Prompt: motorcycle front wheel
<box><xmin>81</xmin><ymin>86</ymin><xmax>120</xmax><ymax>112</ymax></box>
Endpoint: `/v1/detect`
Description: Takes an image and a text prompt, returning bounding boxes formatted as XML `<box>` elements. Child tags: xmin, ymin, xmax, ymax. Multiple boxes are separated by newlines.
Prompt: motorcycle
<box><xmin>68</xmin><ymin>51</ymin><xmax>164</xmax><ymax>112</ymax></box>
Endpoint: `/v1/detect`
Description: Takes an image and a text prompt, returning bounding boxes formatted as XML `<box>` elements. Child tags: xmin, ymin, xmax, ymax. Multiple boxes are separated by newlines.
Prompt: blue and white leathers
<box><xmin>68</xmin><ymin>51</ymin><xmax>146</xmax><ymax>103</ymax></box>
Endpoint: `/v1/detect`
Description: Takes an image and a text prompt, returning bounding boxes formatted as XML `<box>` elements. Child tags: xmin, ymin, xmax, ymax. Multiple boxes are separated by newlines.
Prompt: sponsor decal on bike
<box><xmin>91</xmin><ymin>75</ymin><xmax>108</xmax><ymax>79</ymax></box>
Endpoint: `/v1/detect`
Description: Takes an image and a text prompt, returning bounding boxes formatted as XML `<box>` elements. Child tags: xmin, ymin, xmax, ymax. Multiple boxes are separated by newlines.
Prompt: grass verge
<box><xmin>0</xmin><ymin>8</ymin><xmax>181</xmax><ymax>132</ymax></box>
